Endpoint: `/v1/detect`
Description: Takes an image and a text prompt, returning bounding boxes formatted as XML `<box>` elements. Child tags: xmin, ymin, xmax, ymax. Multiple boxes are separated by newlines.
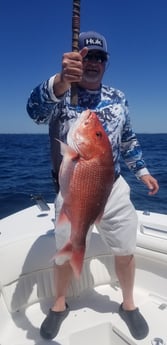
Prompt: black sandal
<box><xmin>40</xmin><ymin>303</ymin><xmax>69</xmax><ymax>340</ymax></box>
<box><xmin>119</xmin><ymin>303</ymin><xmax>149</xmax><ymax>340</ymax></box>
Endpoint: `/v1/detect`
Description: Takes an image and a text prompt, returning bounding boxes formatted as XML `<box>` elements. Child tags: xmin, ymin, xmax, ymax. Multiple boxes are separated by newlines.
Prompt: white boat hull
<box><xmin>0</xmin><ymin>204</ymin><xmax>167</xmax><ymax>344</ymax></box>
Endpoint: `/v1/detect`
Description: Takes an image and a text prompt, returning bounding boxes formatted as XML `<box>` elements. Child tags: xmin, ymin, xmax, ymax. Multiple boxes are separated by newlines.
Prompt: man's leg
<box><xmin>52</xmin><ymin>262</ymin><xmax>73</xmax><ymax>311</ymax></box>
<box><xmin>115</xmin><ymin>254</ymin><xmax>149</xmax><ymax>339</ymax></box>
<box><xmin>40</xmin><ymin>190</ymin><xmax>72</xmax><ymax>339</ymax></box>
<box><xmin>40</xmin><ymin>262</ymin><xmax>72</xmax><ymax>339</ymax></box>
<box><xmin>96</xmin><ymin>176</ymin><xmax>149</xmax><ymax>339</ymax></box>
<box><xmin>115</xmin><ymin>254</ymin><xmax>135</xmax><ymax>310</ymax></box>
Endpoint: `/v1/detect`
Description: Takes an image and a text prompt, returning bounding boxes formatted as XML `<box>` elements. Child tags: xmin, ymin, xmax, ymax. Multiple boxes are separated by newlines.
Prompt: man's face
<box><xmin>80</xmin><ymin>50</ymin><xmax>107</xmax><ymax>89</ymax></box>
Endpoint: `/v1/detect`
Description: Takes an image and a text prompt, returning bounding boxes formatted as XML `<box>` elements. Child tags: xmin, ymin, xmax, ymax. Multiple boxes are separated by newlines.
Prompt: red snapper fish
<box><xmin>56</xmin><ymin>109</ymin><xmax>114</xmax><ymax>278</ymax></box>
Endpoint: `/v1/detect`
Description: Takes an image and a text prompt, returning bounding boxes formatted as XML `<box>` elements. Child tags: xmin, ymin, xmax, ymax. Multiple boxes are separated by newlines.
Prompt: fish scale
<box><xmin>69</xmin><ymin>162</ymin><xmax>108</xmax><ymax>228</ymax></box>
<box><xmin>56</xmin><ymin>110</ymin><xmax>114</xmax><ymax>277</ymax></box>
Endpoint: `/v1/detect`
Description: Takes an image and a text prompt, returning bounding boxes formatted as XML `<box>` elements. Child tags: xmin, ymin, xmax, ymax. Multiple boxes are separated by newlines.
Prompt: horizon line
<box><xmin>0</xmin><ymin>132</ymin><xmax>167</xmax><ymax>135</ymax></box>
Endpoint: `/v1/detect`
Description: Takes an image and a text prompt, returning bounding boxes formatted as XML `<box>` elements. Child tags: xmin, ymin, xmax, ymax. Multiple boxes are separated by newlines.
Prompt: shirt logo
<box><xmin>84</xmin><ymin>37</ymin><xmax>103</xmax><ymax>48</ymax></box>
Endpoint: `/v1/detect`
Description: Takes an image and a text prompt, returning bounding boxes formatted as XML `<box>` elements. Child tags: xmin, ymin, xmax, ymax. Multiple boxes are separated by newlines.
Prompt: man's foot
<box><xmin>119</xmin><ymin>303</ymin><xmax>149</xmax><ymax>340</ymax></box>
<box><xmin>40</xmin><ymin>303</ymin><xmax>69</xmax><ymax>339</ymax></box>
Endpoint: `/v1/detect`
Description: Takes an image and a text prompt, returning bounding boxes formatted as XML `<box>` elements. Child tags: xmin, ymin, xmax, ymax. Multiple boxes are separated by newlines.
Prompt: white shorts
<box><xmin>54</xmin><ymin>176</ymin><xmax>138</xmax><ymax>265</ymax></box>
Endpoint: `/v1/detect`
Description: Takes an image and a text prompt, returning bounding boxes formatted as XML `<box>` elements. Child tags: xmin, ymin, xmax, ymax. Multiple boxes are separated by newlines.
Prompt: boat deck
<box><xmin>1</xmin><ymin>282</ymin><xmax>167</xmax><ymax>345</ymax></box>
<box><xmin>0</xmin><ymin>204</ymin><xmax>167</xmax><ymax>345</ymax></box>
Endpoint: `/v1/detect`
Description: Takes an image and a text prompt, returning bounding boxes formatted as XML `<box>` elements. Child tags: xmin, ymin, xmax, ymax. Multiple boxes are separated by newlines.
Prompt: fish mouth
<box><xmin>85</xmin><ymin>110</ymin><xmax>92</xmax><ymax>120</ymax></box>
<box><xmin>73</xmin><ymin>111</ymin><xmax>96</xmax><ymax>157</ymax></box>
<box><xmin>83</xmin><ymin>110</ymin><xmax>96</xmax><ymax>123</ymax></box>
<box><xmin>67</xmin><ymin>110</ymin><xmax>97</xmax><ymax>157</ymax></box>
<box><xmin>78</xmin><ymin>111</ymin><xmax>98</xmax><ymax>133</ymax></box>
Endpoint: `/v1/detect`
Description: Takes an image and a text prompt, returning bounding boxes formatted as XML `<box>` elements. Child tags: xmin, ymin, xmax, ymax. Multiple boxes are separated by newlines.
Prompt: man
<box><xmin>27</xmin><ymin>31</ymin><xmax>159</xmax><ymax>340</ymax></box>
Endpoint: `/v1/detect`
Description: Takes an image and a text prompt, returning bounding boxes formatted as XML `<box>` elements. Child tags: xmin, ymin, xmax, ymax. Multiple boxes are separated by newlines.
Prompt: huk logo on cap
<box><xmin>84</xmin><ymin>37</ymin><xmax>103</xmax><ymax>48</ymax></box>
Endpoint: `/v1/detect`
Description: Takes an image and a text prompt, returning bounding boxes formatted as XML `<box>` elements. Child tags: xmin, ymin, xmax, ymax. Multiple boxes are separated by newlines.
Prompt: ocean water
<box><xmin>0</xmin><ymin>133</ymin><xmax>166</xmax><ymax>219</ymax></box>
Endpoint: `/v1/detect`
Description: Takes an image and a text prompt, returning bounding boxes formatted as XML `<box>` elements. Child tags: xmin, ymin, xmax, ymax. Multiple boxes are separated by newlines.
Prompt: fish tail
<box><xmin>50</xmin><ymin>242</ymin><xmax>72</xmax><ymax>263</ymax></box>
<box><xmin>70</xmin><ymin>247</ymin><xmax>85</xmax><ymax>279</ymax></box>
<box><xmin>51</xmin><ymin>243</ymin><xmax>85</xmax><ymax>279</ymax></box>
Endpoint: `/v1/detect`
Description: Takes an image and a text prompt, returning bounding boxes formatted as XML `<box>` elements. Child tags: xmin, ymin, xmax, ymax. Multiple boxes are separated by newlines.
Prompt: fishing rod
<box><xmin>70</xmin><ymin>0</ymin><xmax>81</xmax><ymax>106</ymax></box>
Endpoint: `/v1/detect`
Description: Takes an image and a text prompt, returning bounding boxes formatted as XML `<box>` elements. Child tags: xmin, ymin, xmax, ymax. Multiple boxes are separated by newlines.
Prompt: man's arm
<box><xmin>121</xmin><ymin>104</ymin><xmax>159</xmax><ymax>195</ymax></box>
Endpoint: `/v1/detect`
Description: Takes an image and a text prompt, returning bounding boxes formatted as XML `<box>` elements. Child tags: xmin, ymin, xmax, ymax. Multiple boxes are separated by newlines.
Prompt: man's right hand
<box><xmin>53</xmin><ymin>48</ymin><xmax>88</xmax><ymax>97</ymax></box>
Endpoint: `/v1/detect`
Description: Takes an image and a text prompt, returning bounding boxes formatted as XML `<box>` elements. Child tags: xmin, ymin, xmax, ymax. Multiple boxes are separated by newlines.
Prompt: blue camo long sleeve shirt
<box><xmin>27</xmin><ymin>75</ymin><xmax>149</xmax><ymax>179</ymax></box>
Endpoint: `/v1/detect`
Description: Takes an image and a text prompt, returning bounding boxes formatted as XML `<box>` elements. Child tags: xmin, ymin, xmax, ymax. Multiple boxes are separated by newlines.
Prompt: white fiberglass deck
<box><xmin>0</xmin><ymin>205</ymin><xmax>167</xmax><ymax>345</ymax></box>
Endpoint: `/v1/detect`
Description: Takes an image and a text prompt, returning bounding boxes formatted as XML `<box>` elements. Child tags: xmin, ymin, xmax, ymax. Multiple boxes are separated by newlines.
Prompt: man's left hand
<box><xmin>140</xmin><ymin>174</ymin><xmax>159</xmax><ymax>195</ymax></box>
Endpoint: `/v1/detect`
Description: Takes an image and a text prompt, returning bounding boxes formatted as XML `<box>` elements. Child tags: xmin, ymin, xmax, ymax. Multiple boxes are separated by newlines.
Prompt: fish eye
<box><xmin>96</xmin><ymin>131</ymin><xmax>102</xmax><ymax>138</ymax></box>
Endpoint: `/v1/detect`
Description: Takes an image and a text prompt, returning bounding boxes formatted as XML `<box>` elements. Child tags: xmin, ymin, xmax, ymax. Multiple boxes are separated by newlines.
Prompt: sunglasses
<box><xmin>83</xmin><ymin>53</ymin><xmax>108</xmax><ymax>63</ymax></box>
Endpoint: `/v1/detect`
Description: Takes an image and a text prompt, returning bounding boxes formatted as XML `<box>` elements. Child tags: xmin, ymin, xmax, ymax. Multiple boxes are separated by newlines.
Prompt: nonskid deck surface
<box><xmin>1</xmin><ymin>284</ymin><xmax>167</xmax><ymax>345</ymax></box>
<box><xmin>1</xmin><ymin>205</ymin><xmax>167</xmax><ymax>345</ymax></box>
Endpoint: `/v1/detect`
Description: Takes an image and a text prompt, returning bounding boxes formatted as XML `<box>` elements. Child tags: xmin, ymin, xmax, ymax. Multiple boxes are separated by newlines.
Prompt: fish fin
<box><xmin>56</xmin><ymin>139</ymin><xmax>79</xmax><ymax>160</ymax></box>
<box><xmin>52</xmin><ymin>244</ymin><xmax>85</xmax><ymax>279</ymax></box>
<box><xmin>95</xmin><ymin>211</ymin><xmax>104</xmax><ymax>223</ymax></box>
<box><xmin>51</xmin><ymin>241</ymin><xmax>73</xmax><ymax>263</ymax></box>
<box><xmin>57</xmin><ymin>208</ymin><xmax>69</xmax><ymax>225</ymax></box>
<box><xmin>57</xmin><ymin>242</ymin><xmax>73</xmax><ymax>257</ymax></box>
<box><xmin>70</xmin><ymin>247</ymin><xmax>85</xmax><ymax>279</ymax></box>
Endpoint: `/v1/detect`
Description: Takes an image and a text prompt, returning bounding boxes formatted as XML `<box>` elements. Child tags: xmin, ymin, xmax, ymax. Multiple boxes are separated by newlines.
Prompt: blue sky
<box><xmin>0</xmin><ymin>0</ymin><xmax>166</xmax><ymax>133</ymax></box>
